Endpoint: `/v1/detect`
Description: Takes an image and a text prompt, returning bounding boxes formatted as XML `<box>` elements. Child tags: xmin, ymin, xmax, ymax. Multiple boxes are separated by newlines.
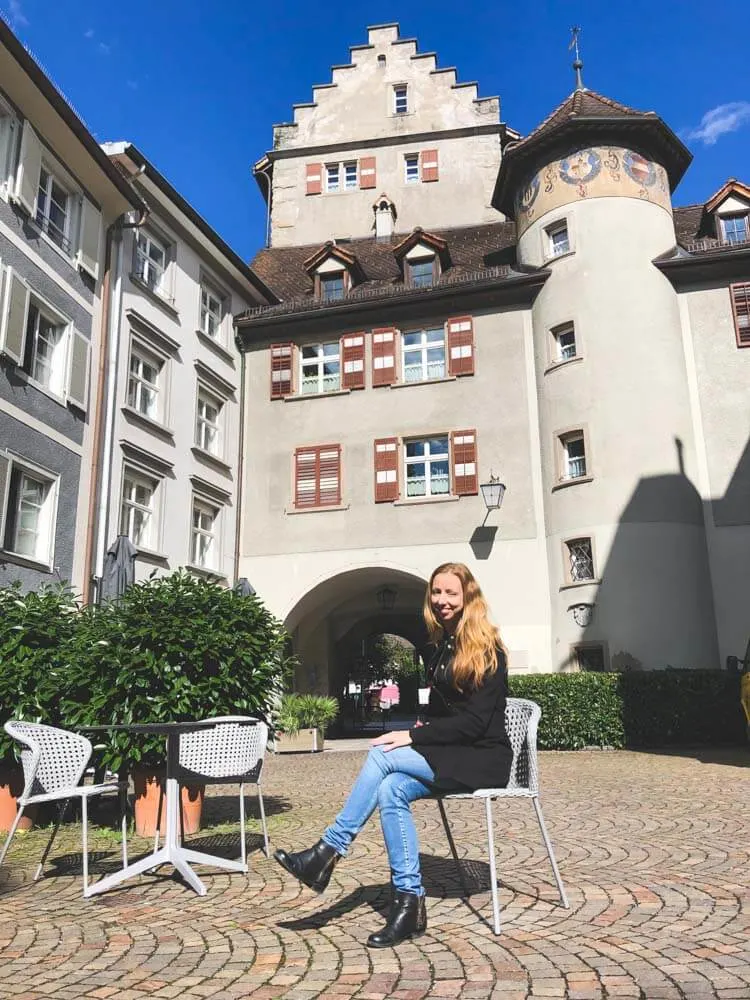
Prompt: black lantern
<box><xmin>480</xmin><ymin>474</ymin><xmax>506</xmax><ymax>511</ymax></box>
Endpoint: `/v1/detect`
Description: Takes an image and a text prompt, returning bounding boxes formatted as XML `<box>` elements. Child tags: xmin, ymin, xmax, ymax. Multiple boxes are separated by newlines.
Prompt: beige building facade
<box><xmin>237</xmin><ymin>24</ymin><xmax>748</xmax><ymax>693</ymax></box>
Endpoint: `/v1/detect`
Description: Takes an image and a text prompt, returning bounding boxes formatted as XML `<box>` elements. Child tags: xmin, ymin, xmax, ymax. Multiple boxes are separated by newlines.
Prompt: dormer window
<box><xmin>304</xmin><ymin>242</ymin><xmax>363</xmax><ymax>301</ymax></box>
<box><xmin>320</xmin><ymin>272</ymin><xmax>346</xmax><ymax>302</ymax></box>
<box><xmin>408</xmin><ymin>258</ymin><xmax>435</xmax><ymax>289</ymax></box>
<box><xmin>721</xmin><ymin>213</ymin><xmax>749</xmax><ymax>245</ymax></box>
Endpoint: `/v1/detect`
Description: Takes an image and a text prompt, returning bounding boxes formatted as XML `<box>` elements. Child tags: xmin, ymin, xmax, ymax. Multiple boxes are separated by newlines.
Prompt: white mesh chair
<box><xmin>154</xmin><ymin>716</ymin><xmax>270</xmax><ymax>869</ymax></box>
<box><xmin>435</xmin><ymin>697</ymin><xmax>569</xmax><ymax>935</ymax></box>
<box><xmin>0</xmin><ymin>721</ymin><xmax>128</xmax><ymax>895</ymax></box>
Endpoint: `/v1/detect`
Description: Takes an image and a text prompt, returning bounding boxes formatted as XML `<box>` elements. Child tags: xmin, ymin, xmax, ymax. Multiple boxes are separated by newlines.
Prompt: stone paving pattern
<box><xmin>1</xmin><ymin>747</ymin><xmax>749</xmax><ymax>1000</ymax></box>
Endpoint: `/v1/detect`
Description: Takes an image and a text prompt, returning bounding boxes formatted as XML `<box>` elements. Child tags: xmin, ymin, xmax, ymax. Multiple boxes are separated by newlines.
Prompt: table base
<box><xmin>84</xmin><ymin>844</ymin><xmax>248</xmax><ymax>898</ymax></box>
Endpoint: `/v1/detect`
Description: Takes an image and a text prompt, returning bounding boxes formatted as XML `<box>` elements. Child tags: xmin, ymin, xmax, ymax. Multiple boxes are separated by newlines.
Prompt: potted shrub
<box><xmin>0</xmin><ymin>583</ymin><xmax>80</xmax><ymax>831</ymax></box>
<box><xmin>274</xmin><ymin>694</ymin><xmax>339</xmax><ymax>753</ymax></box>
<box><xmin>60</xmin><ymin>571</ymin><xmax>288</xmax><ymax>836</ymax></box>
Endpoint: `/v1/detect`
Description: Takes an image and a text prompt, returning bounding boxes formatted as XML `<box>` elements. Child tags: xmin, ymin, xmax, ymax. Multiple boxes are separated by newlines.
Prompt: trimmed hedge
<box><xmin>509</xmin><ymin>670</ymin><xmax>745</xmax><ymax>750</ymax></box>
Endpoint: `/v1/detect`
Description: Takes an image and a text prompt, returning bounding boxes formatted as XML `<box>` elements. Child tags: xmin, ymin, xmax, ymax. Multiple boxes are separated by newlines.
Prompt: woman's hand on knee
<box><xmin>370</xmin><ymin>730</ymin><xmax>412</xmax><ymax>752</ymax></box>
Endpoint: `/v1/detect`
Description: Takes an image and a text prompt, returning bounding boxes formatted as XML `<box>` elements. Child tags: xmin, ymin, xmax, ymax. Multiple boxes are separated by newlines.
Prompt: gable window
<box><xmin>127</xmin><ymin>344</ymin><xmax>163</xmax><ymax>421</ymax></box>
<box><xmin>320</xmin><ymin>272</ymin><xmax>346</xmax><ymax>302</ymax></box>
<box><xmin>325</xmin><ymin>164</ymin><xmax>340</xmax><ymax>193</ymax></box>
<box><xmin>0</xmin><ymin>457</ymin><xmax>57</xmax><ymax>566</ymax></box>
<box><xmin>721</xmin><ymin>214</ymin><xmax>749</xmax><ymax>245</ymax></box>
<box><xmin>195</xmin><ymin>388</ymin><xmax>223</xmax><ymax>455</ymax></box>
<box><xmin>552</xmin><ymin>322</ymin><xmax>577</xmax><ymax>363</ymax></box>
<box><xmin>134</xmin><ymin>231</ymin><xmax>169</xmax><ymax>296</ymax></box>
<box><xmin>405</xmin><ymin>436</ymin><xmax>450</xmax><ymax>498</ymax></box>
<box><xmin>200</xmin><ymin>282</ymin><xmax>224</xmax><ymax>339</ymax></box>
<box><xmin>120</xmin><ymin>468</ymin><xmax>158</xmax><ymax>549</ymax></box>
<box><xmin>566</xmin><ymin>537</ymin><xmax>595</xmax><ymax>583</ymax></box>
<box><xmin>393</xmin><ymin>85</ymin><xmax>408</xmax><ymax>115</ymax></box>
<box><xmin>560</xmin><ymin>432</ymin><xmax>587</xmax><ymax>480</ymax></box>
<box><xmin>408</xmin><ymin>259</ymin><xmax>435</xmax><ymax>289</ymax></box>
<box><xmin>301</xmin><ymin>342</ymin><xmax>340</xmax><ymax>394</ymax></box>
<box><xmin>405</xmin><ymin>154</ymin><xmax>420</xmax><ymax>184</ymax></box>
<box><xmin>294</xmin><ymin>444</ymin><xmax>342</xmax><ymax>509</ymax></box>
<box><xmin>402</xmin><ymin>328</ymin><xmax>445</xmax><ymax>383</ymax></box>
<box><xmin>191</xmin><ymin>498</ymin><xmax>219</xmax><ymax>569</ymax></box>
<box><xmin>23</xmin><ymin>301</ymin><xmax>68</xmax><ymax>397</ymax></box>
<box><xmin>36</xmin><ymin>166</ymin><xmax>71</xmax><ymax>253</ymax></box>
<box><xmin>547</xmin><ymin>221</ymin><xmax>570</xmax><ymax>257</ymax></box>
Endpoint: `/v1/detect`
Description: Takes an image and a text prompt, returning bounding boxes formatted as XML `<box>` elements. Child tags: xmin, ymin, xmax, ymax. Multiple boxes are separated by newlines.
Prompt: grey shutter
<box><xmin>13</xmin><ymin>121</ymin><xmax>43</xmax><ymax>216</ymax></box>
<box><xmin>0</xmin><ymin>268</ymin><xmax>29</xmax><ymax>365</ymax></box>
<box><xmin>0</xmin><ymin>452</ymin><xmax>11</xmax><ymax>547</ymax></box>
<box><xmin>76</xmin><ymin>197</ymin><xmax>101</xmax><ymax>280</ymax></box>
<box><xmin>66</xmin><ymin>329</ymin><xmax>91</xmax><ymax>411</ymax></box>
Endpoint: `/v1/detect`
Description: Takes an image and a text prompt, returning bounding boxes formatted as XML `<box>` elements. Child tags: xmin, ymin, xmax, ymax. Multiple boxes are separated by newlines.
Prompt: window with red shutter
<box><xmin>340</xmin><ymin>333</ymin><xmax>366</xmax><ymax>390</ymax></box>
<box><xmin>451</xmin><ymin>430</ymin><xmax>478</xmax><ymax>495</ymax></box>
<box><xmin>731</xmin><ymin>283</ymin><xmax>750</xmax><ymax>346</ymax></box>
<box><xmin>306</xmin><ymin>163</ymin><xmax>322</xmax><ymax>196</ymax></box>
<box><xmin>374</xmin><ymin>438</ymin><xmax>399</xmax><ymax>502</ymax></box>
<box><xmin>294</xmin><ymin>444</ymin><xmax>342</xmax><ymax>509</ymax></box>
<box><xmin>270</xmin><ymin>343</ymin><xmax>294</xmax><ymax>399</ymax></box>
<box><xmin>372</xmin><ymin>327</ymin><xmax>397</xmax><ymax>386</ymax></box>
<box><xmin>420</xmin><ymin>149</ymin><xmax>439</xmax><ymax>182</ymax></box>
<box><xmin>446</xmin><ymin>316</ymin><xmax>475</xmax><ymax>376</ymax></box>
<box><xmin>359</xmin><ymin>156</ymin><xmax>377</xmax><ymax>190</ymax></box>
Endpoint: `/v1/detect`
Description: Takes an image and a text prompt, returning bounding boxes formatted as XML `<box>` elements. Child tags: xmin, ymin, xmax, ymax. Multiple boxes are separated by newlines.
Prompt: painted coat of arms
<box><xmin>559</xmin><ymin>149</ymin><xmax>601</xmax><ymax>185</ymax></box>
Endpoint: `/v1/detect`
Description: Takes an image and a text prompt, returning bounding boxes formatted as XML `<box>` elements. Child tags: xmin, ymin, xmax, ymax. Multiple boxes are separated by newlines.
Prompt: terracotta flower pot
<box><xmin>0</xmin><ymin>762</ymin><xmax>37</xmax><ymax>833</ymax></box>
<box><xmin>132</xmin><ymin>769</ymin><xmax>205</xmax><ymax>838</ymax></box>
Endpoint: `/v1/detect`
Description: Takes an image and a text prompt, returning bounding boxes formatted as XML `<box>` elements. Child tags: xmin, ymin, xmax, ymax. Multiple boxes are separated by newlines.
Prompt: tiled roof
<box><xmin>673</xmin><ymin>205</ymin><xmax>708</xmax><ymax>246</ymax></box>
<box><xmin>512</xmin><ymin>89</ymin><xmax>655</xmax><ymax>151</ymax></box>
<box><xmin>250</xmin><ymin>221</ymin><xmax>518</xmax><ymax>304</ymax></box>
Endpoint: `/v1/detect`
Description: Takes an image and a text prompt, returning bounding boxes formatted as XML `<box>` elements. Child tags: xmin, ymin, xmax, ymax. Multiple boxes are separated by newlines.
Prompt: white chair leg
<box><xmin>436</xmin><ymin>798</ymin><xmax>469</xmax><ymax>897</ymax></box>
<box><xmin>531</xmin><ymin>796</ymin><xmax>569</xmax><ymax>908</ymax></box>
<box><xmin>119</xmin><ymin>784</ymin><xmax>129</xmax><ymax>867</ymax></box>
<box><xmin>0</xmin><ymin>803</ymin><xmax>26</xmax><ymax>867</ymax></box>
<box><xmin>257</xmin><ymin>784</ymin><xmax>270</xmax><ymax>858</ymax></box>
<box><xmin>485</xmin><ymin>796</ymin><xmax>501</xmax><ymax>935</ymax></box>
<box><xmin>153</xmin><ymin>785</ymin><xmax>164</xmax><ymax>853</ymax></box>
<box><xmin>35</xmin><ymin>799</ymin><xmax>70</xmax><ymax>881</ymax></box>
<box><xmin>82</xmin><ymin>795</ymin><xmax>89</xmax><ymax>896</ymax></box>
<box><xmin>239</xmin><ymin>784</ymin><xmax>247</xmax><ymax>869</ymax></box>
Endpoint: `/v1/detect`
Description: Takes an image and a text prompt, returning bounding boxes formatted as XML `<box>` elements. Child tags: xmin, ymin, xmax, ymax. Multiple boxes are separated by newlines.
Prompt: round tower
<box><xmin>494</xmin><ymin>79</ymin><xmax>719</xmax><ymax>672</ymax></box>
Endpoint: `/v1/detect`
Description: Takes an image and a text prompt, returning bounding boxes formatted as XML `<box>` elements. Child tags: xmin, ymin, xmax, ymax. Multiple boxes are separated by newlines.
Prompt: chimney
<box><xmin>373</xmin><ymin>194</ymin><xmax>396</xmax><ymax>240</ymax></box>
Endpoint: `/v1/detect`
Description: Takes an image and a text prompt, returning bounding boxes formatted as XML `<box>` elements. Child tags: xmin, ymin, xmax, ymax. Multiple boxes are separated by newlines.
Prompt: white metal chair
<box><xmin>0</xmin><ymin>721</ymin><xmax>128</xmax><ymax>895</ymax></box>
<box><xmin>435</xmin><ymin>697</ymin><xmax>569</xmax><ymax>935</ymax></box>
<box><xmin>154</xmin><ymin>716</ymin><xmax>270</xmax><ymax>869</ymax></box>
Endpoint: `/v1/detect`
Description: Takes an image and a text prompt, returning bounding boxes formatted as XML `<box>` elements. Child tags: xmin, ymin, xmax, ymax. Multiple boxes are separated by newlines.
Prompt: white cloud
<box><xmin>685</xmin><ymin>102</ymin><xmax>750</xmax><ymax>146</ymax></box>
<box><xmin>7</xmin><ymin>0</ymin><xmax>29</xmax><ymax>27</ymax></box>
<box><xmin>98</xmin><ymin>41</ymin><xmax>111</xmax><ymax>55</ymax></box>
<box><xmin>84</xmin><ymin>28</ymin><xmax>94</xmax><ymax>39</ymax></box>
<box><xmin>126</xmin><ymin>80</ymin><xmax>138</xmax><ymax>91</ymax></box>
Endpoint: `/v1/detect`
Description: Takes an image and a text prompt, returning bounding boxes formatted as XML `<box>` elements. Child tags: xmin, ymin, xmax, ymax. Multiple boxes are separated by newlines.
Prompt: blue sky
<box><xmin>4</xmin><ymin>0</ymin><xmax>748</xmax><ymax>260</ymax></box>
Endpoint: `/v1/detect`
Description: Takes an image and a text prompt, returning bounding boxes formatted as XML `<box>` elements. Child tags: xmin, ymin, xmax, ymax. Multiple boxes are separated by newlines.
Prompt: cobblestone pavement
<box><xmin>1</xmin><ymin>747</ymin><xmax>749</xmax><ymax>1000</ymax></box>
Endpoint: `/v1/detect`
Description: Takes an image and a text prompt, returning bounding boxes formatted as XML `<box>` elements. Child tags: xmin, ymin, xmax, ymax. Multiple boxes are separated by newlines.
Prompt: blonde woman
<box><xmin>274</xmin><ymin>563</ymin><xmax>512</xmax><ymax>948</ymax></box>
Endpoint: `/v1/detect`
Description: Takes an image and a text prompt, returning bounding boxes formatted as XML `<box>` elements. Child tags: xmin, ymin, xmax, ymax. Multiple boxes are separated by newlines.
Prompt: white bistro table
<box><xmin>83</xmin><ymin>719</ymin><xmax>255</xmax><ymax>898</ymax></box>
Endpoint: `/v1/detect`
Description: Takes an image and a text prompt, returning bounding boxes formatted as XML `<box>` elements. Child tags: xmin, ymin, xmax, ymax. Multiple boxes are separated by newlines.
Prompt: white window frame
<box><xmin>23</xmin><ymin>295</ymin><xmax>70</xmax><ymax>399</ymax></box>
<box><xmin>546</xmin><ymin>220</ymin><xmax>571</xmax><ymax>258</ymax></box>
<box><xmin>408</xmin><ymin>258</ymin><xmax>436</xmax><ymax>289</ymax></box>
<box><xmin>190</xmin><ymin>496</ymin><xmax>220</xmax><ymax>570</ymax></box>
<box><xmin>1</xmin><ymin>454</ymin><xmax>59</xmax><ymax>568</ymax></box>
<box><xmin>561</xmin><ymin>432</ymin><xmax>587</xmax><ymax>481</ymax></box>
<box><xmin>553</xmin><ymin>322</ymin><xmax>577</xmax><ymax>363</ymax></box>
<box><xmin>393</xmin><ymin>84</ymin><xmax>408</xmax><ymax>115</ymax></box>
<box><xmin>119</xmin><ymin>466</ymin><xmax>159</xmax><ymax>551</ymax></box>
<box><xmin>325</xmin><ymin>163</ymin><xmax>340</xmax><ymax>193</ymax></box>
<box><xmin>195</xmin><ymin>385</ymin><xmax>224</xmax><ymax>456</ymax></box>
<box><xmin>343</xmin><ymin>161</ymin><xmax>358</xmax><ymax>190</ymax></box>
<box><xmin>36</xmin><ymin>163</ymin><xmax>73</xmax><ymax>255</ymax></box>
<box><xmin>319</xmin><ymin>272</ymin><xmax>346</xmax><ymax>302</ymax></box>
<box><xmin>404</xmin><ymin>154</ymin><xmax>420</xmax><ymax>184</ymax></box>
<box><xmin>0</xmin><ymin>102</ymin><xmax>19</xmax><ymax>201</ymax></box>
<box><xmin>721</xmin><ymin>213</ymin><xmax>749</xmax><ymax>245</ymax></box>
<box><xmin>565</xmin><ymin>537</ymin><xmax>596</xmax><ymax>584</ymax></box>
<box><xmin>134</xmin><ymin>229</ymin><xmax>171</xmax><ymax>299</ymax></box>
<box><xmin>127</xmin><ymin>341</ymin><xmax>164</xmax><ymax>423</ymax></box>
<box><xmin>402</xmin><ymin>327</ymin><xmax>446</xmax><ymax>383</ymax></box>
<box><xmin>300</xmin><ymin>341</ymin><xmax>341</xmax><ymax>395</ymax></box>
<box><xmin>199</xmin><ymin>279</ymin><xmax>225</xmax><ymax>340</ymax></box>
<box><xmin>404</xmin><ymin>435</ymin><xmax>450</xmax><ymax>498</ymax></box>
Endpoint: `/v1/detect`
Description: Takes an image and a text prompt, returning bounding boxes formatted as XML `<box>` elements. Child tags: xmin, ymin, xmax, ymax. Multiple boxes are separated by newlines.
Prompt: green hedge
<box><xmin>509</xmin><ymin>670</ymin><xmax>745</xmax><ymax>750</ymax></box>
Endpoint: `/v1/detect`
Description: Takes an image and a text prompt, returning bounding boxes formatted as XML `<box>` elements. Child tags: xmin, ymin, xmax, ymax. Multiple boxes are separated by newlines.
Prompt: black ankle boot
<box><xmin>366</xmin><ymin>890</ymin><xmax>427</xmax><ymax>948</ymax></box>
<box><xmin>273</xmin><ymin>839</ymin><xmax>341</xmax><ymax>893</ymax></box>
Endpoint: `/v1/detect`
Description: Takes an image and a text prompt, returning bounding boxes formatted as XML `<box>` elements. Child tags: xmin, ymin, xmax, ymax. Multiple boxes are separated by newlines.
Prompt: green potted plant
<box><xmin>60</xmin><ymin>571</ymin><xmax>288</xmax><ymax>835</ymax></box>
<box><xmin>274</xmin><ymin>693</ymin><xmax>339</xmax><ymax>752</ymax></box>
<box><xmin>0</xmin><ymin>583</ymin><xmax>80</xmax><ymax>831</ymax></box>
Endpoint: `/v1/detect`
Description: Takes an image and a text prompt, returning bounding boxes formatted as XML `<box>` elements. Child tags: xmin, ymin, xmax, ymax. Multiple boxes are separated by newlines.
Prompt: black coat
<box><xmin>409</xmin><ymin>637</ymin><xmax>513</xmax><ymax>792</ymax></box>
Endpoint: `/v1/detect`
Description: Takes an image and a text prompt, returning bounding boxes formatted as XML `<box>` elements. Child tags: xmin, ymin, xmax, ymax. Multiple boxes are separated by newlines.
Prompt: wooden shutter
<box><xmin>76</xmin><ymin>197</ymin><xmax>102</xmax><ymax>281</ymax></box>
<box><xmin>447</xmin><ymin>315</ymin><xmax>475</xmax><ymax>376</ymax></box>
<box><xmin>0</xmin><ymin>267</ymin><xmax>30</xmax><ymax>366</ymax></box>
<box><xmin>359</xmin><ymin>156</ymin><xmax>377</xmax><ymax>189</ymax></box>
<box><xmin>451</xmin><ymin>429</ymin><xmax>478</xmax><ymax>496</ymax></box>
<box><xmin>731</xmin><ymin>283</ymin><xmax>750</xmax><ymax>346</ymax></box>
<box><xmin>0</xmin><ymin>451</ymin><xmax>10</xmax><ymax>546</ymax></box>
<box><xmin>294</xmin><ymin>444</ymin><xmax>341</xmax><ymax>508</ymax></box>
<box><xmin>270</xmin><ymin>342</ymin><xmax>294</xmax><ymax>398</ymax></box>
<box><xmin>66</xmin><ymin>329</ymin><xmax>91</xmax><ymax>411</ymax></box>
<box><xmin>420</xmin><ymin>149</ymin><xmax>439</xmax><ymax>183</ymax></box>
<box><xmin>374</xmin><ymin>437</ymin><xmax>399</xmax><ymax>502</ymax></box>
<box><xmin>13</xmin><ymin>120</ymin><xmax>42</xmax><ymax>216</ymax></box>
<box><xmin>306</xmin><ymin>163</ymin><xmax>322</xmax><ymax>196</ymax></box>
<box><xmin>372</xmin><ymin>327</ymin><xmax>397</xmax><ymax>386</ymax></box>
<box><xmin>340</xmin><ymin>332</ymin><xmax>365</xmax><ymax>390</ymax></box>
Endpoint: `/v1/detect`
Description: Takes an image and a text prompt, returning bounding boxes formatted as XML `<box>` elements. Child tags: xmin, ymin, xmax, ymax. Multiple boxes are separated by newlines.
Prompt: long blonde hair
<box><xmin>423</xmin><ymin>562</ymin><xmax>507</xmax><ymax>690</ymax></box>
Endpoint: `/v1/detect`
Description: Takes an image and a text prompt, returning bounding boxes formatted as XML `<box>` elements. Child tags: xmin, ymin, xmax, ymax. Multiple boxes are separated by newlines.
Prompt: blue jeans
<box><xmin>322</xmin><ymin>746</ymin><xmax>435</xmax><ymax>895</ymax></box>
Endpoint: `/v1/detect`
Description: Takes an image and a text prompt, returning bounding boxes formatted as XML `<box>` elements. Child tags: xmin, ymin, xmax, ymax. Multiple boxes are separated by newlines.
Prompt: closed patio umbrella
<box><xmin>101</xmin><ymin>534</ymin><xmax>137</xmax><ymax>601</ymax></box>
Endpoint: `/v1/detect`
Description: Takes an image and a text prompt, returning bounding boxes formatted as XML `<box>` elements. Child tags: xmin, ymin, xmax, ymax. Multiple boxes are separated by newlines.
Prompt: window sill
<box><xmin>543</xmin><ymin>249</ymin><xmax>575</xmax><ymax>265</ymax></box>
<box><xmin>129</xmin><ymin>274</ymin><xmax>179</xmax><ymax>318</ymax></box>
<box><xmin>389</xmin><ymin>376</ymin><xmax>457</xmax><ymax>389</ymax></box>
<box><xmin>29</xmin><ymin>218</ymin><xmax>77</xmax><ymax>272</ymax></box>
<box><xmin>393</xmin><ymin>494</ymin><xmax>460</xmax><ymax>507</ymax></box>
<box><xmin>544</xmin><ymin>356</ymin><xmax>584</xmax><ymax>376</ymax></box>
<box><xmin>285</xmin><ymin>503</ymin><xmax>350</xmax><ymax>515</ymax></box>
<box><xmin>135</xmin><ymin>547</ymin><xmax>170</xmax><ymax>566</ymax></box>
<box><xmin>121</xmin><ymin>406</ymin><xmax>175</xmax><ymax>441</ymax></box>
<box><xmin>196</xmin><ymin>329</ymin><xmax>236</xmax><ymax>366</ymax></box>
<box><xmin>559</xmin><ymin>579</ymin><xmax>599</xmax><ymax>592</ymax></box>
<box><xmin>283</xmin><ymin>389</ymin><xmax>351</xmax><ymax>402</ymax></box>
<box><xmin>552</xmin><ymin>475</ymin><xmax>593</xmax><ymax>493</ymax></box>
<box><xmin>191</xmin><ymin>446</ymin><xmax>232</xmax><ymax>475</ymax></box>
<box><xmin>13</xmin><ymin>369</ymin><xmax>68</xmax><ymax>409</ymax></box>
<box><xmin>186</xmin><ymin>564</ymin><xmax>227</xmax><ymax>582</ymax></box>
<box><xmin>0</xmin><ymin>549</ymin><xmax>54</xmax><ymax>573</ymax></box>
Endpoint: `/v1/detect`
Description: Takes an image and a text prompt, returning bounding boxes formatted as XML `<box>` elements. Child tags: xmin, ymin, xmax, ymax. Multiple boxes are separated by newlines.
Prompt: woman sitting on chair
<box><xmin>274</xmin><ymin>562</ymin><xmax>512</xmax><ymax>948</ymax></box>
